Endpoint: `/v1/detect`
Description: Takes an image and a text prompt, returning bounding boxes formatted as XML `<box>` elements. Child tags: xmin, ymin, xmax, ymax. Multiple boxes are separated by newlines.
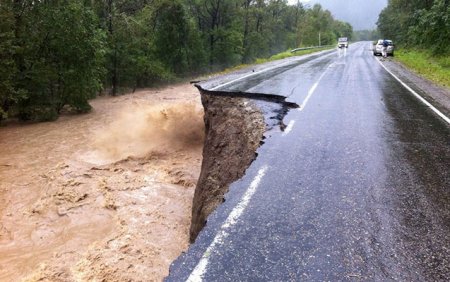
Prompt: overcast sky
<box><xmin>288</xmin><ymin>0</ymin><xmax>388</xmax><ymax>30</ymax></box>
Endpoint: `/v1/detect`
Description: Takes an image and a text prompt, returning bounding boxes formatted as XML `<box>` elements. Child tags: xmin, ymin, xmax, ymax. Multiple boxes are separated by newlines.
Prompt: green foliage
<box><xmin>0</xmin><ymin>3</ymin><xmax>18</xmax><ymax>120</ymax></box>
<box><xmin>21</xmin><ymin>1</ymin><xmax>105</xmax><ymax>119</ymax></box>
<box><xmin>218</xmin><ymin>45</ymin><xmax>334</xmax><ymax>75</ymax></box>
<box><xmin>353</xmin><ymin>29</ymin><xmax>381</xmax><ymax>41</ymax></box>
<box><xmin>377</xmin><ymin>0</ymin><xmax>450</xmax><ymax>55</ymax></box>
<box><xmin>396</xmin><ymin>49</ymin><xmax>450</xmax><ymax>88</ymax></box>
<box><xmin>188</xmin><ymin>0</ymin><xmax>245</xmax><ymax>68</ymax></box>
<box><xmin>409</xmin><ymin>0</ymin><xmax>450</xmax><ymax>55</ymax></box>
<box><xmin>255</xmin><ymin>46</ymin><xmax>334</xmax><ymax>64</ymax></box>
<box><xmin>99</xmin><ymin>0</ymin><xmax>207</xmax><ymax>93</ymax></box>
<box><xmin>333</xmin><ymin>20</ymin><xmax>353</xmax><ymax>39</ymax></box>
<box><xmin>0</xmin><ymin>0</ymin><xmax>353</xmax><ymax>122</ymax></box>
<box><xmin>297</xmin><ymin>3</ymin><xmax>352</xmax><ymax>47</ymax></box>
<box><xmin>0</xmin><ymin>0</ymin><xmax>105</xmax><ymax>121</ymax></box>
<box><xmin>153</xmin><ymin>0</ymin><xmax>194</xmax><ymax>74</ymax></box>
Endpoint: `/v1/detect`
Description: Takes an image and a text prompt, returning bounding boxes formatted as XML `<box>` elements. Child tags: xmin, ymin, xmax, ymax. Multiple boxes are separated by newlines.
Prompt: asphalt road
<box><xmin>167</xmin><ymin>42</ymin><xmax>450</xmax><ymax>281</ymax></box>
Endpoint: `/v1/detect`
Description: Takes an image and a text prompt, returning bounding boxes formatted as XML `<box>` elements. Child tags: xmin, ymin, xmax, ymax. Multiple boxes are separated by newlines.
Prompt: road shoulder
<box><xmin>382</xmin><ymin>59</ymin><xmax>450</xmax><ymax>118</ymax></box>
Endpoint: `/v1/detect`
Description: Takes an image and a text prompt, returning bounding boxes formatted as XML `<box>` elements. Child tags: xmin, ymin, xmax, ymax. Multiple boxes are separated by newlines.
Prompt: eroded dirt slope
<box><xmin>0</xmin><ymin>84</ymin><xmax>204</xmax><ymax>281</ymax></box>
<box><xmin>189</xmin><ymin>93</ymin><xmax>266</xmax><ymax>242</ymax></box>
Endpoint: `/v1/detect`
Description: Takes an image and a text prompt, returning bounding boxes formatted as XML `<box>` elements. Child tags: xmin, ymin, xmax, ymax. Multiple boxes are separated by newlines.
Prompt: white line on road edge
<box><xmin>186</xmin><ymin>165</ymin><xmax>269</xmax><ymax>282</ymax></box>
<box><xmin>211</xmin><ymin>51</ymin><xmax>335</xmax><ymax>91</ymax></box>
<box><xmin>376</xmin><ymin>58</ymin><xmax>450</xmax><ymax>124</ymax></box>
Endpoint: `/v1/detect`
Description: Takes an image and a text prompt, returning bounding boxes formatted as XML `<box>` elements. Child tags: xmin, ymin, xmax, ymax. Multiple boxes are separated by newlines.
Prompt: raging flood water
<box><xmin>0</xmin><ymin>84</ymin><xmax>204</xmax><ymax>281</ymax></box>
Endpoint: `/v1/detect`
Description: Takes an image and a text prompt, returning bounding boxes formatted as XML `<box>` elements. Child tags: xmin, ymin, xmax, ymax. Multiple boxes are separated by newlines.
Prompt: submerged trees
<box><xmin>0</xmin><ymin>0</ymin><xmax>352</xmax><ymax>121</ymax></box>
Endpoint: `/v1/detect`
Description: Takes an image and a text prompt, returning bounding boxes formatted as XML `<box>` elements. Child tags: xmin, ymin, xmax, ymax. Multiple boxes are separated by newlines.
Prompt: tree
<box><xmin>297</xmin><ymin>4</ymin><xmax>342</xmax><ymax>46</ymax></box>
<box><xmin>409</xmin><ymin>0</ymin><xmax>450</xmax><ymax>54</ymax></box>
<box><xmin>0</xmin><ymin>3</ymin><xmax>17</xmax><ymax>120</ymax></box>
<box><xmin>186</xmin><ymin>0</ymin><xmax>243</xmax><ymax>68</ymax></box>
<box><xmin>15</xmin><ymin>0</ymin><xmax>106</xmax><ymax>121</ymax></box>
<box><xmin>333</xmin><ymin>20</ymin><xmax>353</xmax><ymax>40</ymax></box>
<box><xmin>153</xmin><ymin>0</ymin><xmax>206</xmax><ymax>75</ymax></box>
<box><xmin>377</xmin><ymin>0</ymin><xmax>449</xmax><ymax>55</ymax></box>
<box><xmin>1</xmin><ymin>0</ymin><xmax>354</xmax><ymax>122</ymax></box>
<box><xmin>353</xmin><ymin>29</ymin><xmax>380</xmax><ymax>41</ymax></box>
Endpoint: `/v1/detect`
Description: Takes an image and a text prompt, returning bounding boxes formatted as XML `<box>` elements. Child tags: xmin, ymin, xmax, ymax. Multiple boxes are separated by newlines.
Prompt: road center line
<box><xmin>188</xmin><ymin>56</ymin><xmax>332</xmax><ymax>279</ymax></box>
<box><xmin>282</xmin><ymin>63</ymin><xmax>333</xmax><ymax>136</ymax></box>
<box><xmin>299</xmin><ymin>63</ymin><xmax>333</xmax><ymax>112</ymax></box>
<box><xmin>282</xmin><ymin>120</ymin><xmax>296</xmax><ymax>136</ymax></box>
<box><xmin>187</xmin><ymin>165</ymin><xmax>269</xmax><ymax>282</ymax></box>
<box><xmin>376</xmin><ymin>58</ymin><xmax>450</xmax><ymax>124</ymax></box>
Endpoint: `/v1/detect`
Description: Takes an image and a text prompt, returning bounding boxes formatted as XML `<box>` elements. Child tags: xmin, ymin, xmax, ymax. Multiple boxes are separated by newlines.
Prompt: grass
<box><xmin>394</xmin><ymin>49</ymin><xmax>450</xmax><ymax>89</ymax></box>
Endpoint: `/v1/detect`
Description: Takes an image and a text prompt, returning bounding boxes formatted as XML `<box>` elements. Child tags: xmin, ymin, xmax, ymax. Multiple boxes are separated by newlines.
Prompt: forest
<box><xmin>0</xmin><ymin>0</ymin><xmax>352</xmax><ymax>122</ymax></box>
<box><xmin>377</xmin><ymin>0</ymin><xmax>449</xmax><ymax>55</ymax></box>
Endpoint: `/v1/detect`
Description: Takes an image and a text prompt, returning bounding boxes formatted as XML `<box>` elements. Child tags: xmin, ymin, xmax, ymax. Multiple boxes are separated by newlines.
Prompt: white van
<box><xmin>338</xmin><ymin>37</ymin><xmax>348</xmax><ymax>48</ymax></box>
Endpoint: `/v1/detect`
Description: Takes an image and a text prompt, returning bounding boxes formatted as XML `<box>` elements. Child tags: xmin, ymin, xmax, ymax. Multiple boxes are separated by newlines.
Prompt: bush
<box><xmin>18</xmin><ymin>105</ymin><xmax>58</xmax><ymax>122</ymax></box>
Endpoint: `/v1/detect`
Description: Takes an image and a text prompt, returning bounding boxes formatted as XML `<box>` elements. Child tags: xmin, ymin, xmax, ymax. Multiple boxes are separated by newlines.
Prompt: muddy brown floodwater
<box><xmin>0</xmin><ymin>84</ymin><xmax>204</xmax><ymax>281</ymax></box>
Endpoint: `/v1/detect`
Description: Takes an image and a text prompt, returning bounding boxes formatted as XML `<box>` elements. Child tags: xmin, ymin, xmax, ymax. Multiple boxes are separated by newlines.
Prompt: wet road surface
<box><xmin>167</xmin><ymin>42</ymin><xmax>450</xmax><ymax>281</ymax></box>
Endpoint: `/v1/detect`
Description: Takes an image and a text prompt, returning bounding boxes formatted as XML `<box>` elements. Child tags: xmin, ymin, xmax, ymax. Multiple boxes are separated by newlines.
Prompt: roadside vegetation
<box><xmin>220</xmin><ymin>45</ymin><xmax>335</xmax><ymax>74</ymax></box>
<box><xmin>352</xmin><ymin>30</ymin><xmax>381</xmax><ymax>41</ymax></box>
<box><xmin>0</xmin><ymin>0</ymin><xmax>352</xmax><ymax>122</ymax></box>
<box><xmin>377</xmin><ymin>0</ymin><xmax>449</xmax><ymax>87</ymax></box>
<box><xmin>395</xmin><ymin>50</ymin><xmax>450</xmax><ymax>88</ymax></box>
<box><xmin>255</xmin><ymin>46</ymin><xmax>335</xmax><ymax>63</ymax></box>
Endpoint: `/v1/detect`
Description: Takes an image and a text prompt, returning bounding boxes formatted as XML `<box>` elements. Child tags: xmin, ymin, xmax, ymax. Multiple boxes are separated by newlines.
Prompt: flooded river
<box><xmin>0</xmin><ymin>84</ymin><xmax>203</xmax><ymax>281</ymax></box>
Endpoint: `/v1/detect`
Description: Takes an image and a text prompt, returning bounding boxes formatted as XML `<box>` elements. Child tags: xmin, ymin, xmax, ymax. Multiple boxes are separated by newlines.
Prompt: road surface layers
<box><xmin>168</xmin><ymin>42</ymin><xmax>450</xmax><ymax>281</ymax></box>
<box><xmin>189</xmin><ymin>86</ymin><xmax>300</xmax><ymax>242</ymax></box>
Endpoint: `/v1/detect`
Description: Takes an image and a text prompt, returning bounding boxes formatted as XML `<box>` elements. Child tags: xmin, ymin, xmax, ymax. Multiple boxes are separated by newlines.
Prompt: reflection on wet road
<box><xmin>168</xmin><ymin>42</ymin><xmax>450</xmax><ymax>281</ymax></box>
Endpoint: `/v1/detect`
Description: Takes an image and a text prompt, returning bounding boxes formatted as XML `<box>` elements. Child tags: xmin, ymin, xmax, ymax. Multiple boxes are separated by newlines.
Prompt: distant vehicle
<box><xmin>373</xmin><ymin>39</ymin><xmax>395</xmax><ymax>56</ymax></box>
<box><xmin>337</xmin><ymin>37</ymin><xmax>348</xmax><ymax>48</ymax></box>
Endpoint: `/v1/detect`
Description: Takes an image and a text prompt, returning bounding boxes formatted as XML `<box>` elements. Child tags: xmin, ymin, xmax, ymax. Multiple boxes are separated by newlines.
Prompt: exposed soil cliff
<box><xmin>189</xmin><ymin>92</ymin><xmax>265</xmax><ymax>241</ymax></box>
<box><xmin>189</xmin><ymin>86</ymin><xmax>298</xmax><ymax>242</ymax></box>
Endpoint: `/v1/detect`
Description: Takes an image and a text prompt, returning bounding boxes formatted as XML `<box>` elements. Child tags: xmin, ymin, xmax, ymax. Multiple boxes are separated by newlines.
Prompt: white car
<box><xmin>373</xmin><ymin>39</ymin><xmax>395</xmax><ymax>56</ymax></box>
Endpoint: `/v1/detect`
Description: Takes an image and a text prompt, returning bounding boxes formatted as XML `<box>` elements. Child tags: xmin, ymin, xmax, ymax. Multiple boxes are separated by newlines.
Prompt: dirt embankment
<box><xmin>189</xmin><ymin>86</ymin><xmax>299</xmax><ymax>242</ymax></box>
<box><xmin>189</xmin><ymin>91</ymin><xmax>266</xmax><ymax>241</ymax></box>
<box><xmin>1</xmin><ymin>79</ymin><xmax>296</xmax><ymax>281</ymax></box>
<box><xmin>0</xmin><ymin>84</ymin><xmax>204</xmax><ymax>282</ymax></box>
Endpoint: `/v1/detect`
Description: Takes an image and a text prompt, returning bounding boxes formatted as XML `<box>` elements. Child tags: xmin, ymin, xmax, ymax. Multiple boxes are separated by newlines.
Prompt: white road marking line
<box><xmin>211</xmin><ymin>65</ymin><xmax>282</xmax><ymax>90</ymax></box>
<box><xmin>376</xmin><ymin>58</ymin><xmax>450</xmax><ymax>124</ymax></box>
<box><xmin>301</xmin><ymin>81</ymin><xmax>319</xmax><ymax>110</ymax></box>
<box><xmin>282</xmin><ymin>63</ymin><xmax>334</xmax><ymax>136</ymax></box>
<box><xmin>187</xmin><ymin>166</ymin><xmax>269</xmax><ymax>282</ymax></box>
<box><xmin>211</xmin><ymin>51</ymin><xmax>335</xmax><ymax>91</ymax></box>
<box><xmin>282</xmin><ymin>120</ymin><xmax>296</xmax><ymax>136</ymax></box>
<box><xmin>186</xmin><ymin>52</ymin><xmax>336</xmax><ymax>280</ymax></box>
<box><xmin>299</xmin><ymin>63</ymin><xmax>333</xmax><ymax>112</ymax></box>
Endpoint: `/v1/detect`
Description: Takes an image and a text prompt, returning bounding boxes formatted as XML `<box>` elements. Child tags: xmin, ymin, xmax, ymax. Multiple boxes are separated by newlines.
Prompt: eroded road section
<box><xmin>168</xmin><ymin>42</ymin><xmax>450</xmax><ymax>281</ymax></box>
